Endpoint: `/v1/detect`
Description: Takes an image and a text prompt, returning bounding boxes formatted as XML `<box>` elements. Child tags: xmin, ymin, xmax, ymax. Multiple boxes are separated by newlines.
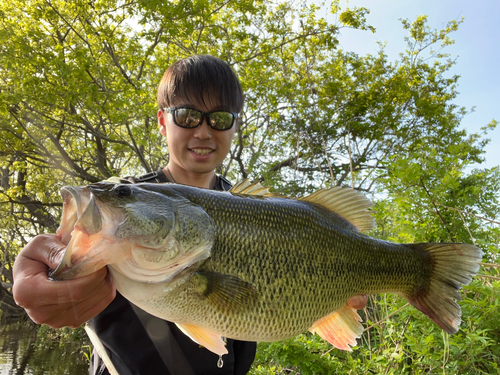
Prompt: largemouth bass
<box><xmin>52</xmin><ymin>180</ymin><xmax>482</xmax><ymax>355</ymax></box>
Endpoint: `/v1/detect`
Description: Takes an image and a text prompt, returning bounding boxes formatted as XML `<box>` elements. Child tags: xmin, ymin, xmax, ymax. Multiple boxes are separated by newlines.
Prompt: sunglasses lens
<box><xmin>169</xmin><ymin>107</ymin><xmax>235</xmax><ymax>130</ymax></box>
<box><xmin>209</xmin><ymin>111</ymin><xmax>235</xmax><ymax>130</ymax></box>
<box><xmin>174</xmin><ymin>108</ymin><xmax>202</xmax><ymax>128</ymax></box>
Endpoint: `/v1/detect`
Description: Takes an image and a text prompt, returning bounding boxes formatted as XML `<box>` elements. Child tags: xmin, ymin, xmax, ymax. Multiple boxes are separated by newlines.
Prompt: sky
<box><xmin>318</xmin><ymin>0</ymin><xmax>499</xmax><ymax>169</ymax></box>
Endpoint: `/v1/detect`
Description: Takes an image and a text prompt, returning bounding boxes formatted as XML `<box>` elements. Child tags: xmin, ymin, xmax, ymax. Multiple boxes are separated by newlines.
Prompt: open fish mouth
<box><xmin>51</xmin><ymin>186</ymin><xmax>112</xmax><ymax>279</ymax></box>
<box><xmin>57</xmin><ymin>186</ymin><xmax>99</xmax><ymax>244</ymax></box>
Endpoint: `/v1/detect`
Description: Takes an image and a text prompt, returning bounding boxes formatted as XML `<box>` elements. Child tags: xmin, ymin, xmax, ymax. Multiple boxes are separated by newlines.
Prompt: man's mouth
<box><xmin>190</xmin><ymin>148</ymin><xmax>214</xmax><ymax>155</ymax></box>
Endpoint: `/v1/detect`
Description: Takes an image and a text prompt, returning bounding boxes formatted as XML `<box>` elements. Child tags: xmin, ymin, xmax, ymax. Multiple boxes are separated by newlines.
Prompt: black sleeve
<box><xmin>232</xmin><ymin>340</ymin><xmax>257</xmax><ymax>375</ymax></box>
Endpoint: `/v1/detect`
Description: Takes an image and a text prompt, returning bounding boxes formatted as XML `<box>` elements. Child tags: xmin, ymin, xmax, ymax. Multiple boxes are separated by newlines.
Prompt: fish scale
<box><xmin>53</xmin><ymin>180</ymin><xmax>483</xmax><ymax>356</ymax></box>
<box><xmin>143</xmin><ymin>187</ymin><xmax>430</xmax><ymax>338</ymax></box>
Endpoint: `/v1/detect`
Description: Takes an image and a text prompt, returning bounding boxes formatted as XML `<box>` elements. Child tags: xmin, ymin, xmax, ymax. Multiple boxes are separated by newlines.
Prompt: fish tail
<box><xmin>404</xmin><ymin>243</ymin><xmax>483</xmax><ymax>334</ymax></box>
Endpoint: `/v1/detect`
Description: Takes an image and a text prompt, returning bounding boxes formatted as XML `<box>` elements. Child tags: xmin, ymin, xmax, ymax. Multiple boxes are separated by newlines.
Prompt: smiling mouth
<box><xmin>191</xmin><ymin>148</ymin><xmax>214</xmax><ymax>155</ymax></box>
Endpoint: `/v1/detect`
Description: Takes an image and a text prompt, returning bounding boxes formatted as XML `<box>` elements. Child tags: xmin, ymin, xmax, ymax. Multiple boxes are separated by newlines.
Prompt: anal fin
<box><xmin>309</xmin><ymin>303</ymin><xmax>363</xmax><ymax>351</ymax></box>
<box><xmin>175</xmin><ymin>323</ymin><xmax>228</xmax><ymax>356</ymax></box>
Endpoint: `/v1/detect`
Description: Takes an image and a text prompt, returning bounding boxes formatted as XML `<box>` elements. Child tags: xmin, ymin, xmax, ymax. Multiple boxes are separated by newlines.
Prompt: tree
<box><xmin>0</xmin><ymin>0</ymin><xmax>371</xmax><ymax>308</ymax></box>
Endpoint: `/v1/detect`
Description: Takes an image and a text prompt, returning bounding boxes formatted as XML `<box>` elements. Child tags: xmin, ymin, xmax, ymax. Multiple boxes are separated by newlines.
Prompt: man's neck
<box><xmin>163</xmin><ymin>165</ymin><xmax>216</xmax><ymax>189</ymax></box>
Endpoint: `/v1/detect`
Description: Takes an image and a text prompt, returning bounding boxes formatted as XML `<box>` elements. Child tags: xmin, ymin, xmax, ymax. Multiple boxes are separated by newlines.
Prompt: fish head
<box><xmin>52</xmin><ymin>182</ymin><xmax>215</xmax><ymax>284</ymax></box>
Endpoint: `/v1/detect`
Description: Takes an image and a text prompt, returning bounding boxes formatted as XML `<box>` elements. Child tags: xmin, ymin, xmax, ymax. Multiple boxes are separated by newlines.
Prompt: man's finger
<box><xmin>347</xmin><ymin>295</ymin><xmax>368</xmax><ymax>310</ymax></box>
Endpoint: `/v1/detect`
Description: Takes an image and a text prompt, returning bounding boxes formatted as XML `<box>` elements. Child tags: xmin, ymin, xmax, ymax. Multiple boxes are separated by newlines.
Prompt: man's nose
<box><xmin>193</xmin><ymin>117</ymin><xmax>212</xmax><ymax>139</ymax></box>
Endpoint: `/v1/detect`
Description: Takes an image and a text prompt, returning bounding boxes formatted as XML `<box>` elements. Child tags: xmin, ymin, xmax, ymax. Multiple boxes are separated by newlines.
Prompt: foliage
<box><xmin>0</xmin><ymin>0</ymin><xmax>498</xmax><ymax>373</ymax></box>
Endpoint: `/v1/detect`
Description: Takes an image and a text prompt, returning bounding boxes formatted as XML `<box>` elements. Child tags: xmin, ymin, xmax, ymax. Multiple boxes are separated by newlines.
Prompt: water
<box><xmin>0</xmin><ymin>322</ymin><xmax>89</xmax><ymax>375</ymax></box>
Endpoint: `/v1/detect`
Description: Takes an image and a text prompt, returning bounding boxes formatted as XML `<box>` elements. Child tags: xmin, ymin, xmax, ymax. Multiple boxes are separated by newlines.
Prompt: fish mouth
<box><xmin>57</xmin><ymin>187</ymin><xmax>98</xmax><ymax>244</ymax></box>
<box><xmin>51</xmin><ymin>186</ymin><xmax>109</xmax><ymax>279</ymax></box>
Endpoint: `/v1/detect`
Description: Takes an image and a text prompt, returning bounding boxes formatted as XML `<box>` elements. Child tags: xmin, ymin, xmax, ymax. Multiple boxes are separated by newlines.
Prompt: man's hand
<box><xmin>347</xmin><ymin>295</ymin><xmax>368</xmax><ymax>310</ymax></box>
<box><xmin>13</xmin><ymin>234</ymin><xmax>116</xmax><ymax>328</ymax></box>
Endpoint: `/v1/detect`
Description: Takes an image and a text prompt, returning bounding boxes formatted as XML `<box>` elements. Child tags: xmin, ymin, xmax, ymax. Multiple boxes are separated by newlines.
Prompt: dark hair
<box><xmin>157</xmin><ymin>55</ymin><xmax>244</xmax><ymax>113</ymax></box>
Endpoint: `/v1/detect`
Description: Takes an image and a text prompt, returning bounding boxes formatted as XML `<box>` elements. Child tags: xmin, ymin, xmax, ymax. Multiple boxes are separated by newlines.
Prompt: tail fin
<box><xmin>404</xmin><ymin>243</ymin><xmax>483</xmax><ymax>334</ymax></box>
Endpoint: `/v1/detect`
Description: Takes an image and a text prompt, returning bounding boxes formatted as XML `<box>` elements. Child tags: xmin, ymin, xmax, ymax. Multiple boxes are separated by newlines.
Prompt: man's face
<box><xmin>158</xmin><ymin>100</ymin><xmax>237</xmax><ymax>177</ymax></box>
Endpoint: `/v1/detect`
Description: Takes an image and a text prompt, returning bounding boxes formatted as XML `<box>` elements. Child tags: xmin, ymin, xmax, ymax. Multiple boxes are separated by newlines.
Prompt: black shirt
<box><xmin>89</xmin><ymin>169</ymin><xmax>256</xmax><ymax>375</ymax></box>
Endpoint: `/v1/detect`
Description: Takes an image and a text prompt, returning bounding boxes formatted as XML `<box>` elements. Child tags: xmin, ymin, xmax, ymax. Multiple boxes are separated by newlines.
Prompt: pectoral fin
<box><xmin>191</xmin><ymin>271</ymin><xmax>259</xmax><ymax>312</ymax></box>
<box><xmin>309</xmin><ymin>303</ymin><xmax>363</xmax><ymax>351</ymax></box>
<box><xmin>175</xmin><ymin>323</ymin><xmax>228</xmax><ymax>356</ymax></box>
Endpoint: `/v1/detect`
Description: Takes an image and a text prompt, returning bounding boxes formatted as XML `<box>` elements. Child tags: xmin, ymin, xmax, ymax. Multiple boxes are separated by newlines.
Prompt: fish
<box><xmin>51</xmin><ymin>179</ymin><xmax>483</xmax><ymax>356</ymax></box>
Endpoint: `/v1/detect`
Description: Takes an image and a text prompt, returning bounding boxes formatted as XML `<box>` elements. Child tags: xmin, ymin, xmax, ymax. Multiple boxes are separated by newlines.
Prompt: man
<box><xmin>13</xmin><ymin>55</ymin><xmax>367</xmax><ymax>374</ymax></box>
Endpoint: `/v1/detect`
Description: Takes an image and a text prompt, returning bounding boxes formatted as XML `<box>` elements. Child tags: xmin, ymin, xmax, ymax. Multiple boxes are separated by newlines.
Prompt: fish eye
<box><xmin>113</xmin><ymin>185</ymin><xmax>132</xmax><ymax>198</ymax></box>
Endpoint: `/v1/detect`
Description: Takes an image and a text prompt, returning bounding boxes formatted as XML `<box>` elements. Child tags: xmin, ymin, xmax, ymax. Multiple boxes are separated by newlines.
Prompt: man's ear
<box><xmin>158</xmin><ymin>110</ymin><xmax>167</xmax><ymax>137</ymax></box>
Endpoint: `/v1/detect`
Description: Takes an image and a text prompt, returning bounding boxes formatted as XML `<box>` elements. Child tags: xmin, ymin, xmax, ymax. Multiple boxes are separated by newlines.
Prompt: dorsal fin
<box><xmin>230</xmin><ymin>179</ymin><xmax>276</xmax><ymax>197</ymax></box>
<box><xmin>299</xmin><ymin>186</ymin><xmax>375</xmax><ymax>232</ymax></box>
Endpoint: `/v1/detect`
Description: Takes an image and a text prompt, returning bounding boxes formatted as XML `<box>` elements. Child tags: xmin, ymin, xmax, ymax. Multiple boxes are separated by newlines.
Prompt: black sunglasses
<box><xmin>163</xmin><ymin>107</ymin><xmax>238</xmax><ymax>131</ymax></box>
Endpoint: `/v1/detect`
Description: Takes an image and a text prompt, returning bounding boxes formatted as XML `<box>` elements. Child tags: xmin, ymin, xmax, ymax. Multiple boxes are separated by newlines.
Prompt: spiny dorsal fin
<box><xmin>299</xmin><ymin>186</ymin><xmax>375</xmax><ymax>232</ymax></box>
<box><xmin>230</xmin><ymin>179</ymin><xmax>276</xmax><ymax>197</ymax></box>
